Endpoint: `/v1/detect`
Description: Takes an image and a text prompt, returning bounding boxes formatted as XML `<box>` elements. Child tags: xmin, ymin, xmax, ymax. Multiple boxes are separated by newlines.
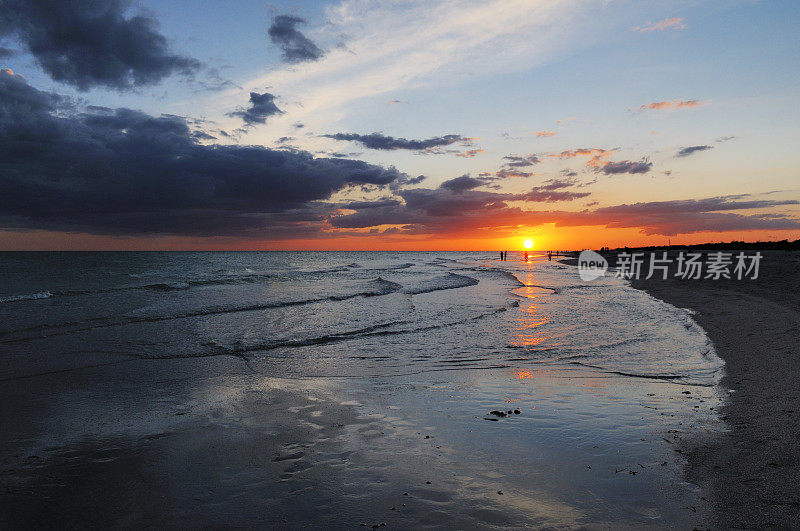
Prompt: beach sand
<box><xmin>626</xmin><ymin>250</ymin><xmax>800</xmax><ymax>528</ymax></box>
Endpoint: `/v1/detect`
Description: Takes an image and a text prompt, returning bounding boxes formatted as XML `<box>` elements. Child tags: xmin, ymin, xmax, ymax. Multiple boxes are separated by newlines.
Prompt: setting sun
<box><xmin>523</xmin><ymin>239</ymin><xmax>534</xmax><ymax>249</ymax></box>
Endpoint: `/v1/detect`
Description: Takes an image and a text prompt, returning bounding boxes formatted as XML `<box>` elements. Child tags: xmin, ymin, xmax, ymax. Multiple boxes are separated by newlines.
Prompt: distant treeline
<box><xmin>566</xmin><ymin>239</ymin><xmax>800</xmax><ymax>255</ymax></box>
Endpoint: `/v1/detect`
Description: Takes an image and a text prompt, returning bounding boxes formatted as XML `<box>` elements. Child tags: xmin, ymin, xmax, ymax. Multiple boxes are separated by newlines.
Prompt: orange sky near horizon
<box><xmin>2</xmin><ymin>226</ymin><xmax>797</xmax><ymax>252</ymax></box>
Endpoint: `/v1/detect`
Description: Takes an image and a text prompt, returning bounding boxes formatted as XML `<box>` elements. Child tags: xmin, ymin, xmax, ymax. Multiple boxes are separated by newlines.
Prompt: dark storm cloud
<box><xmin>596</xmin><ymin>159</ymin><xmax>653</xmax><ymax>175</ymax></box>
<box><xmin>340</xmin><ymin>199</ymin><xmax>402</xmax><ymax>210</ymax></box>
<box><xmin>268</xmin><ymin>15</ymin><xmax>325</xmax><ymax>63</ymax></box>
<box><xmin>676</xmin><ymin>145</ymin><xmax>713</xmax><ymax>157</ymax></box>
<box><xmin>228</xmin><ymin>91</ymin><xmax>283</xmax><ymax>125</ymax></box>
<box><xmin>0</xmin><ymin>70</ymin><xmax>404</xmax><ymax>237</ymax></box>
<box><xmin>439</xmin><ymin>175</ymin><xmax>484</xmax><ymax>194</ymax></box>
<box><xmin>192</xmin><ymin>130</ymin><xmax>217</xmax><ymax>141</ymax></box>
<box><xmin>389</xmin><ymin>174</ymin><xmax>426</xmax><ymax>191</ymax></box>
<box><xmin>0</xmin><ymin>46</ymin><xmax>16</xmax><ymax>59</ymax></box>
<box><xmin>0</xmin><ymin>0</ymin><xmax>200</xmax><ymax>91</ymax></box>
<box><xmin>323</xmin><ymin>132</ymin><xmax>467</xmax><ymax>151</ymax></box>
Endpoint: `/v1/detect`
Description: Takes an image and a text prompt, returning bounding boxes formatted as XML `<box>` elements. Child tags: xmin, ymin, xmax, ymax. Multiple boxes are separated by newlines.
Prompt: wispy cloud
<box><xmin>503</xmin><ymin>154</ymin><xmax>540</xmax><ymax>168</ymax></box>
<box><xmin>456</xmin><ymin>149</ymin><xmax>485</xmax><ymax>158</ymax></box>
<box><xmin>635</xmin><ymin>17</ymin><xmax>686</xmax><ymax>33</ymax></box>
<box><xmin>550</xmin><ymin>148</ymin><xmax>652</xmax><ymax>174</ymax></box>
<box><xmin>552</xmin><ymin>148</ymin><xmax>613</xmax><ymax>167</ymax></box>
<box><xmin>532</xmin><ymin>130</ymin><xmax>557</xmax><ymax>137</ymax></box>
<box><xmin>322</xmin><ymin>132</ymin><xmax>468</xmax><ymax>151</ymax></box>
<box><xmin>227</xmin><ymin>0</ymin><xmax>592</xmax><ymax>144</ymax></box>
<box><xmin>495</xmin><ymin>168</ymin><xmax>536</xmax><ymax>179</ymax></box>
<box><xmin>639</xmin><ymin>99</ymin><xmax>705</xmax><ymax>111</ymax></box>
<box><xmin>676</xmin><ymin>145</ymin><xmax>712</xmax><ymax>157</ymax></box>
<box><xmin>596</xmin><ymin>159</ymin><xmax>653</xmax><ymax>175</ymax></box>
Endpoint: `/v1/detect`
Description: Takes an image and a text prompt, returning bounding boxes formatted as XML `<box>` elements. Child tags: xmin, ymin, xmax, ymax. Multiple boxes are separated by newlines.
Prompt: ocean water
<box><xmin>0</xmin><ymin>251</ymin><xmax>726</xmax><ymax>527</ymax></box>
<box><xmin>0</xmin><ymin>251</ymin><xmax>722</xmax><ymax>383</ymax></box>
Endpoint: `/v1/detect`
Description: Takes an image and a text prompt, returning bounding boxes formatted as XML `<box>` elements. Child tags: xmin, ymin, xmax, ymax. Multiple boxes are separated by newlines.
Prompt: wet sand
<box><xmin>602</xmin><ymin>250</ymin><xmax>800</xmax><ymax>528</ymax></box>
<box><xmin>0</xmin><ymin>355</ymin><xmax>717</xmax><ymax>529</ymax></box>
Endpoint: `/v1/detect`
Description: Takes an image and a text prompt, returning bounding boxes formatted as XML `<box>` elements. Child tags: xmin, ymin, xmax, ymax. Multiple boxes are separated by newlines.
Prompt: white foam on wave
<box><xmin>366</xmin><ymin>277</ymin><xmax>403</xmax><ymax>295</ymax></box>
<box><xmin>498</xmin><ymin>260</ymin><xmax>725</xmax><ymax>386</ymax></box>
<box><xmin>400</xmin><ymin>273</ymin><xmax>479</xmax><ymax>295</ymax></box>
<box><xmin>0</xmin><ymin>291</ymin><xmax>53</xmax><ymax>303</ymax></box>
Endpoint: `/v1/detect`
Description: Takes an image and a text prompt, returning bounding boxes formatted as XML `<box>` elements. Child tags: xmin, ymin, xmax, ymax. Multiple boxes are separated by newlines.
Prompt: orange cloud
<box><xmin>551</xmin><ymin>148</ymin><xmax>613</xmax><ymax>167</ymax></box>
<box><xmin>639</xmin><ymin>99</ymin><xmax>705</xmax><ymax>111</ymax></box>
<box><xmin>635</xmin><ymin>17</ymin><xmax>686</xmax><ymax>33</ymax></box>
<box><xmin>456</xmin><ymin>148</ymin><xmax>486</xmax><ymax>158</ymax></box>
<box><xmin>531</xmin><ymin>130</ymin><xmax>557</xmax><ymax>137</ymax></box>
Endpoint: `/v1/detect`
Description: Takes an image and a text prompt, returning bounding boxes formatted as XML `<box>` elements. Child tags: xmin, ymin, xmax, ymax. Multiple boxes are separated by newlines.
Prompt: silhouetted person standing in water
<box><xmin>548</xmin><ymin>252</ymin><xmax>552</xmax><ymax>261</ymax></box>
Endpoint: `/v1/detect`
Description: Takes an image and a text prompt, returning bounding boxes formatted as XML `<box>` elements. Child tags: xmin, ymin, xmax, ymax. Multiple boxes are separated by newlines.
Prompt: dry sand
<box><xmin>626</xmin><ymin>250</ymin><xmax>800</xmax><ymax>528</ymax></box>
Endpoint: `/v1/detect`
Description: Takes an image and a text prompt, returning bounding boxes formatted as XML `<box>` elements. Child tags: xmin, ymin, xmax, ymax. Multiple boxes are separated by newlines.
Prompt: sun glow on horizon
<box><xmin>523</xmin><ymin>239</ymin><xmax>534</xmax><ymax>249</ymax></box>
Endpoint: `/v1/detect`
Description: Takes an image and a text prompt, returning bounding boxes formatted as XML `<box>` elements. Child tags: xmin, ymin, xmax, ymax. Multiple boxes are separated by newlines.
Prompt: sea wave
<box><xmin>0</xmin><ymin>278</ymin><xmax>404</xmax><ymax>343</ymax></box>
<box><xmin>147</xmin><ymin>282</ymin><xmax>191</xmax><ymax>291</ymax></box>
<box><xmin>0</xmin><ymin>291</ymin><xmax>53</xmax><ymax>304</ymax></box>
<box><xmin>400</xmin><ymin>273</ymin><xmax>479</xmax><ymax>295</ymax></box>
<box><xmin>1</xmin><ymin>262</ymin><xmax>417</xmax><ymax>304</ymax></box>
<box><xmin>206</xmin><ymin>305</ymin><xmax>512</xmax><ymax>357</ymax></box>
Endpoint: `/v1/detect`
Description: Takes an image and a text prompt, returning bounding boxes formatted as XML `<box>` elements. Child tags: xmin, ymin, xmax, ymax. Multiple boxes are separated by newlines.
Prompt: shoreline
<box><xmin>565</xmin><ymin>251</ymin><xmax>800</xmax><ymax>527</ymax></box>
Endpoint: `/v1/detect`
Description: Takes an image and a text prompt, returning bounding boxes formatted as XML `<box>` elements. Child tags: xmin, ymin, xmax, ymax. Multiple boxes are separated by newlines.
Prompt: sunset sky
<box><xmin>1</xmin><ymin>0</ymin><xmax>798</xmax><ymax>250</ymax></box>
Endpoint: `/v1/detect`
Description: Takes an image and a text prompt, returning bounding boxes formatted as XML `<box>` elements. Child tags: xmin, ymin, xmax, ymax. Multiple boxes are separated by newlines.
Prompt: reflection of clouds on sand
<box><xmin>386</xmin><ymin>361</ymin><xmax>722</xmax><ymax>526</ymax></box>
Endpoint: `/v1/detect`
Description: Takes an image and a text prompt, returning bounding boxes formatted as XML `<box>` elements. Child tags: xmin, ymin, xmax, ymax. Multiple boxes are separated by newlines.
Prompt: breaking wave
<box><xmin>400</xmin><ymin>273</ymin><xmax>479</xmax><ymax>295</ymax></box>
<box><xmin>0</xmin><ymin>291</ymin><xmax>53</xmax><ymax>304</ymax></box>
